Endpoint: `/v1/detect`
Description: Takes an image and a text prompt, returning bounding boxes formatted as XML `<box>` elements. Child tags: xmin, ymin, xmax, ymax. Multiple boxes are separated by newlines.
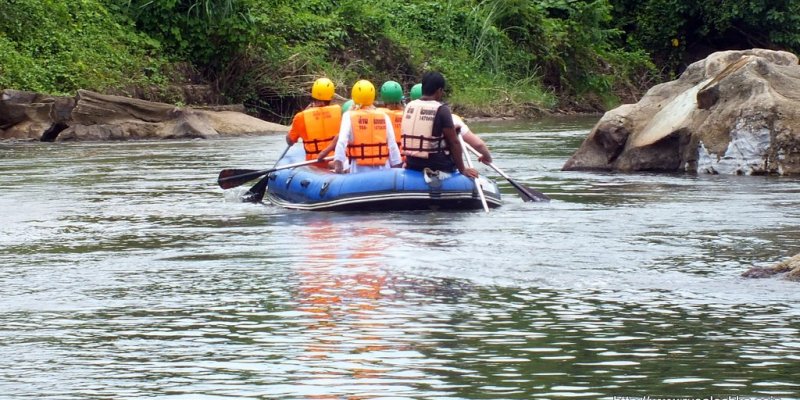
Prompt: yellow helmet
<box><xmin>351</xmin><ymin>80</ymin><xmax>376</xmax><ymax>106</ymax></box>
<box><xmin>311</xmin><ymin>77</ymin><xmax>335</xmax><ymax>101</ymax></box>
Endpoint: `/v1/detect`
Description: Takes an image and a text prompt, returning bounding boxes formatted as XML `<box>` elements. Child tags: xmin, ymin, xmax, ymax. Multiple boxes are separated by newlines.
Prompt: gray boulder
<box><xmin>563</xmin><ymin>49</ymin><xmax>800</xmax><ymax>175</ymax></box>
<box><xmin>0</xmin><ymin>89</ymin><xmax>287</xmax><ymax>141</ymax></box>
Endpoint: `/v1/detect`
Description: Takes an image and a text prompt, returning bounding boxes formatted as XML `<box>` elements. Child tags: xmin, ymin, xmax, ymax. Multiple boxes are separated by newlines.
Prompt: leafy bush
<box><xmin>610</xmin><ymin>0</ymin><xmax>800</xmax><ymax>73</ymax></box>
<box><xmin>115</xmin><ymin>0</ymin><xmax>256</xmax><ymax>70</ymax></box>
<box><xmin>258</xmin><ymin>0</ymin><xmax>648</xmax><ymax>114</ymax></box>
<box><xmin>12</xmin><ymin>0</ymin><xmax>778</xmax><ymax>116</ymax></box>
<box><xmin>0</xmin><ymin>0</ymin><xmax>164</xmax><ymax>94</ymax></box>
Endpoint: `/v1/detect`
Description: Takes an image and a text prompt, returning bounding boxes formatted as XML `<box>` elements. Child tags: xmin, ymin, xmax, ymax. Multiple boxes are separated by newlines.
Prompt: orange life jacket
<box><xmin>300</xmin><ymin>104</ymin><xmax>341</xmax><ymax>160</ymax></box>
<box><xmin>400</xmin><ymin>99</ymin><xmax>447</xmax><ymax>159</ymax></box>
<box><xmin>346</xmin><ymin>110</ymin><xmax>390</xmax><ymax>166</ymax></box>
<box><xmin>377</xmin><ymin>107</ymin><xmax>403</xmax><ymax>148</ymax></box>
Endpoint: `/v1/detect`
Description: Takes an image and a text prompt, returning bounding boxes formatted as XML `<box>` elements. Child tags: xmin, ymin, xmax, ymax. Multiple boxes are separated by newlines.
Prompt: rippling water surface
<box><xmin>2</xmin><ymin>116</ymin><xmax>800</xmax><ymax>399</ymax></box>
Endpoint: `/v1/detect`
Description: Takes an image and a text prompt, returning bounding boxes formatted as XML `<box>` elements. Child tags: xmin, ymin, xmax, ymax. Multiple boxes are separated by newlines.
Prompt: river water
<box><xmin>2</xmin><ymin>116</ymin><xmax>800</xmax><ymax>399</ymax></box>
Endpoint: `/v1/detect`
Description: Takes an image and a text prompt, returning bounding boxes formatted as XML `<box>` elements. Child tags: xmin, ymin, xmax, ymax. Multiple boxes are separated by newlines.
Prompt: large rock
<box><xmin>742</xmin><ymin>254</ymin><xmax>800</xmax><ymax>281</ymax></box>
<box><xmin>563</xmin><ymin>49</ymin><xmax>800</xmax><ymax>175</ymax></box>
<box><xmin>0</xmin><ymin>89</ymin><xmax>287</xmax><ymax>141</ymax></box>
<box><xmin>0</xmin><ymin>90</ymin><xmax>75</xmax><ymax>140</ymax></box>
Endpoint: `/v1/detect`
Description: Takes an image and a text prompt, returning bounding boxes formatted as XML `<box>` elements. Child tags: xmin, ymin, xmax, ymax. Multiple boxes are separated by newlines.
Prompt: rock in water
<box><xmin>0</xmin><ymin>90</ymin><xmax>75</xmax><ymax>140</ymax></box>
<box><xmin>742</xmin><ymin>254</ymin><xmax>800</xmax><ymax>280</ymax></box>
<box><xmin>0</xmin><ymin>89</ymin><xmax>288</xmax><ymax>141</ymax></box>
<box><xmin>563</xmin><ymin>49</ymin><xmax>800</xmax><ymax>175</ymax></box>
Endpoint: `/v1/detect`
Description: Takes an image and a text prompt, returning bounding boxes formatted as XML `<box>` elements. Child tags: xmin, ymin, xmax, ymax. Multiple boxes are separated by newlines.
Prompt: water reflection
<box><xmin>287</xmin><ymin>218</ymin><xmax>397</xmax><ymax>398</ymax></box>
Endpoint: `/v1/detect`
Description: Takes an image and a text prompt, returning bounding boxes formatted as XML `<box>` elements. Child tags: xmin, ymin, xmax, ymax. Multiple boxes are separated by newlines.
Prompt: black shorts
<box><xmin>405</xmin><ymin>154</ymin><xmax>456</xmax><ymax>172</ymax></box>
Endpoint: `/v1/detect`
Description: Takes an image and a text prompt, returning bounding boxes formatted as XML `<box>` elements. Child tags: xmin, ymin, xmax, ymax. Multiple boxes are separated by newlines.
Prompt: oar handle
<box><xmin>487</xmin><ymin>162</ymin><xmax>510</xmax><ymax>180</ymax></box>
<box><xmin>218</xmin><ymin>157</ymin><xmax>333</xmax><ymax>187</ymax></box>
<box><xmin>459</xmin><ymin>135</ymin><xmax>489</xmax><ymax>213</ymax></box>
<box><xmin>463</xmin><ymin>140</ymin><xmax>508</xmax><ymax>178</ymax></box>
<box><xmin>270</xmin><ymin>156</ymin><xmax>334</xmax><ymax>173</ymax></box>
<box><xmin>463</xmin><ymin>141</ymin><xmax>550</xmax><ymax>202</ymax></box>
<box><xmin>239</xmin><ymin>156</ymin><xmax>335</xmax><ymax>203</ymax></box>
<box><xmin>463</xmin><ymin>142</ymin><xmax>504</xmax><ymax>176</ymax></box>
<box><xmin>272</xmin><ymin>144</ymin><xmax>293</xmax><ymax>168</ymax></box>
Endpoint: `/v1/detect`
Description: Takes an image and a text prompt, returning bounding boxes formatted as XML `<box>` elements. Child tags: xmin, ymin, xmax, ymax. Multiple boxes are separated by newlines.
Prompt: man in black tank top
<box><xmin>404</xmin><ymin>72</ymin><xmax>479</xmax><ymax>178</ymax></box>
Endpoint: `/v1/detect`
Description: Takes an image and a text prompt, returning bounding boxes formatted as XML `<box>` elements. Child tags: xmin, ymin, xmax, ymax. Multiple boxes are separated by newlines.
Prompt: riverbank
<box><xmin>0</xmin><ymin>84</ymin><xmax>609</xmax><ymax>142</ymax></box>
<box><xmin>0</xmin><ymin>89</ymin><xmax>287</xmax><ymax>142</ymax></box>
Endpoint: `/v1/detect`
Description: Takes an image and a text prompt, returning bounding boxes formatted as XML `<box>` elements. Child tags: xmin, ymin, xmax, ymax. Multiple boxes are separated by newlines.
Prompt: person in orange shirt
<box><xmin>285</xmin><ymin>77</ymin><xmax>342</xmax><ymax>167</ymax></box>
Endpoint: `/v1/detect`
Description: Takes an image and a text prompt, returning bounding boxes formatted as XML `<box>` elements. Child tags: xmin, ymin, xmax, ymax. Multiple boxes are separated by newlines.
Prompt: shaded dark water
<box><xmin>2</xmin><ymin>115</ymin><xmax>800</xmax><ymax>399</ymax></box>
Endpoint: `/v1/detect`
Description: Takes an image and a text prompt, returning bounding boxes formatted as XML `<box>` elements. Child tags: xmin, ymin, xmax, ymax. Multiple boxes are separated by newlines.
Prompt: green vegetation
<box><xmin>610</xmin><ymin>0</ymin><xmax>800</xmax><ymax>74</ymax></box>
<box><xmin>1</xmin><ymin>0</ymin><xmax>799</xmax><ymax>121</ymax></box>
<box><xmin>0</xmin><ymin>0</ymin><xmax>163</xmax><ymax>94</ymax></box>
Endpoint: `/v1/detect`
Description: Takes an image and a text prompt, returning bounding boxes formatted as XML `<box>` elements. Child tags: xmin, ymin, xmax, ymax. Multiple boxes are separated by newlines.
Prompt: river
<box><xmin>1</xmin><ymin>116</ymin><xmax>800</xmax><ymax>399</ymax></box>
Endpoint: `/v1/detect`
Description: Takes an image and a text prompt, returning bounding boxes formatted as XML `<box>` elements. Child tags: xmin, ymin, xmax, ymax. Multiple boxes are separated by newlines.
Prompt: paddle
<box><xmin>217</xmin><ymin>158</ymin><xmax>330</xmax><ymax>189</ymax></box>
<box><xmin>458</xmin><ymin>134</ymin><xmax>489</xmax><ymax>213</ymax></box>
<box><xmin>241</xmin><ymin>144</ymin><xmax>299</xmax><ymax>203</ymax></box>
<box><xmin>241</xmin><ymin>155</ymin><xmax>335</xmax><ymax>203</ymax></box>
<box><xmin>218</xmin><ymin>168</ymin><xmax>272</xmax><ymax>189</ymax></box>
<box><xmin>217</xmin><ymin>144</ymin><xmax>293</xmax><ymax>189</ymax></box>
<box><xmin>463</xmin><ymin>142</ymin><xmax>551</xmax><ymax>202</ymax></box>
<box><xmin>240</xmin><ymin>175</ymin><xmax>269</xmax><ymax>203</ymax></box>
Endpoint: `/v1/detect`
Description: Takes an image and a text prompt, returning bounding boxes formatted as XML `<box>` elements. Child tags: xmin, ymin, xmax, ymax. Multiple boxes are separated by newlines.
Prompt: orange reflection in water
<box><xmin>290</xmin><ymin>218</ymin><xmax>400</xmax><ymax>398</ymax></box>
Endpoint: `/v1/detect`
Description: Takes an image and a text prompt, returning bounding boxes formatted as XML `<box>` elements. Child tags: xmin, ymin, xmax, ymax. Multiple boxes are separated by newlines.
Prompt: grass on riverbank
<box><xmin>447</xmin><ymin>75</ymin><xmax>556</xmax><ymax>118</ymax></box>
<box><xmin>0</xmin><ymin>0</ymin><xmax>659</xmax><ymax>122</ymax></box>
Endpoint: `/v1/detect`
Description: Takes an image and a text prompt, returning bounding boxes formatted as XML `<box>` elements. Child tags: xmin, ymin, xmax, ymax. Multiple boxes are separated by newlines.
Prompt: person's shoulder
<box><xmin>291</xmin><ymin>110</ymin><xmax>305</xmax><ymax>125</ymax></box>
<box><xmin>436</xmin><ymin>104</ymin><xmax>453</xmax><ymax>117</ymax></box>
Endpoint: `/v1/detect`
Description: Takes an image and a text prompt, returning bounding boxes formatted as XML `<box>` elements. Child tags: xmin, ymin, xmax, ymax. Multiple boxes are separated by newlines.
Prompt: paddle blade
<box><xmin>242</xmin><ymin>176</ymin><xmax>270</xmax><ymax>203</ymax></box>
<box><xmin>507</xmin><ymin>177</ymin><xmax>550</xmax><ymax>202</ymax></box>
<box><xmin>217</xmin><ymin>168</ymin><xmax>266</xmax><ymax>189</ymax></box>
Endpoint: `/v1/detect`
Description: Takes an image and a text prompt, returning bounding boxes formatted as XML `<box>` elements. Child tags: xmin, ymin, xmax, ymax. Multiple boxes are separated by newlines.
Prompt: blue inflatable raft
<box><xmin>265</xmin><ymin>147</ymin><xmax>502</xmax><ymax>211</ymax></box>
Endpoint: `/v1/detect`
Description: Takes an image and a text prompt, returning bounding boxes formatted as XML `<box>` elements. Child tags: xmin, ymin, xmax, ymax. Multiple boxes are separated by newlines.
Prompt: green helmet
<box><xmin>379</xmin><ymin>80</ymin><xmax>403</xmax><ymax>104</ymax></box>
<box><xmin>410</xmin><ymin>83</ymin><xmax>422</xmax><ymax>100</ymax></box>
<box><xmin>341</xmin><ymin>99</ymin><xmax>354</xmax><ymax>113</ymax></box>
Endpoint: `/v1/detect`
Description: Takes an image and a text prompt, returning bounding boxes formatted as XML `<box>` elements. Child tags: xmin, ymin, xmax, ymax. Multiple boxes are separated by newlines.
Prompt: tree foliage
<box><xmin>0</xmin><ymin>0</ymin><xmax>163</xmax><ymax>93</ymax></box>
<box><xmin>113</xmin><ymin>0</ymin><xmax>255</xmax><ymax>69</ymax></box>
<box><xmin>610</xmin><ymin>0</ymin><xmax>800</xmax><ymax>73</ymax></box>
<box><xmin>2</xmin><ymin>0</ymin><xmax>799</xmax><ymax>117</ymax></box>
